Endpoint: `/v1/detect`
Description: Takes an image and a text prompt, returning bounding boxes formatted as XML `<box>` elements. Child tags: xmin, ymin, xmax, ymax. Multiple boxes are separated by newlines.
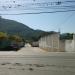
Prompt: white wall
<box><xmin>65</xmin><ymin>34</ymin><xmax>75</xmax><ymax>52</ymax></box>
<box><xmin>65</xmin><ymin>40</ymin><xmax>75</xmax><ymax>52</ymax></box>
<box><xmin>39</xmin><ymin>34</ymin><xmax>75</xmax><ymax>52</ymax></box>
<box><xmin>39</xmin><ymin>33</ymin><xmax>60</xmax><ymax>52</ymax></box>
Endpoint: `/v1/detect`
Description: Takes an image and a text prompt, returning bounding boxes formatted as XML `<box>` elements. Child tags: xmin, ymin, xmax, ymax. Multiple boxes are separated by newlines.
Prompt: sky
<box><xmin>0</xmin><ymin>0</ymin><xmax>75</xmax><ymax>33</ymax></box>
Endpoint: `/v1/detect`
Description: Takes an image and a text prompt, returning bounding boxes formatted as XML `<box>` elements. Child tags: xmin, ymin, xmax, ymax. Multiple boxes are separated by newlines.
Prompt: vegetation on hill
<box><xmin>0</xmin><ymin>32</ymin><xmax>25</xmax><ymax>50</ymax></box>
<box><xmin>0</xmin><ymin>17</ymin><xmax>54</xmax><ymax>42</ymax></box>
<box><xmin>60</xmin><ymin>33</ymin><xmax>73</xmax><ymax>40</ymax></box>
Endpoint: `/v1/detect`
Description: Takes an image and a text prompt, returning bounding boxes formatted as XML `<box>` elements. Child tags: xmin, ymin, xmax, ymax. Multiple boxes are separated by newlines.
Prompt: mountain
<box><xmin>0</xmin><ymin>17</ymin><xmax>59</xmax><ymax>42</ymax></box>
<box><xmin>0</xmin><ymin>17</ymin><xmax>46</xmax><ymax>42</ymax></box>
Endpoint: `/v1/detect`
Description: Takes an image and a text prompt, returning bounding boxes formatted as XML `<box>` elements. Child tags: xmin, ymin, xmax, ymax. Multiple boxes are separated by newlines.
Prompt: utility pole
<box><xmin>58</xmin><ymin>28</ymin><xmax>61</xmax><ymax>34</ymax></box>
<box><xmin>0</xmin><ymin>16</ymin><xmax>1</xmax><ymax>26</ymax></box>
<box><xmin>58</xmin><ymin>28</ymin><xmax>61</xmax><ymax>51</ymax></box>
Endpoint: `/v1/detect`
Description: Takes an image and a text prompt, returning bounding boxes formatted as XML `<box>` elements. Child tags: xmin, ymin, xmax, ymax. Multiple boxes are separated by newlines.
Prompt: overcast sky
<box><xmin>0</xmin><ymin>0</ymin><xmax>75</xmax><ymax>33</ymax></box>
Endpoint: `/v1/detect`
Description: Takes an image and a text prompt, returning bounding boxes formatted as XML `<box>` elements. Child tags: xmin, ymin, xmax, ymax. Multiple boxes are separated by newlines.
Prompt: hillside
<box><xmin>0</xmin><ymin>17</ymin><xmax>45</xmax><ymax>42</ymax></box>
<box><xmin>0</xmin><ymin>17</ymin><xmax>72</xmax><ymax>43</ymax></box>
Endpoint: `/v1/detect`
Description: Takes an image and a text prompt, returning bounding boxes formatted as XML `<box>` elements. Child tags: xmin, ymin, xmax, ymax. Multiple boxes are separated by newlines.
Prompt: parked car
<box><xmin>11</xmin><ymin>44</ymin><xmax>20</xmax><ymax>50</ymax></box>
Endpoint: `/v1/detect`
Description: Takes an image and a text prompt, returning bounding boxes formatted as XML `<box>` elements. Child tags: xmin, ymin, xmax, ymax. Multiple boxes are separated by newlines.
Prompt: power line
<box><xmin>0</xmin><ymin>9</ymin><xmax>75</xmax><ymax>15</ymax></box>
<box><xmin>0</xmin><ymin>4</ymin><xmax>75</xmax><ymax>11</ymax></box>
<box><xmin>60</xmin><ymin>12</ymin><xmax>75</xmax><ymax>26</ymax></box>
<box><xmin>0</xmin><ymin>0</ymin><xmax>74</xmax><ymax>15</ymax></box>
<box><xmin>0</xmin><ymin>0</ymin><xmax>75</xmax><ymax>9</ymax></box>
<box><xmin>58</xmin><ymin>12</ymin><xmax>75</xmax><ymax>33</ymax></box>
<box><xmin>16</xmin><ymin>5</ymin><xmax>75</xmax><ymax>10</ymax></box>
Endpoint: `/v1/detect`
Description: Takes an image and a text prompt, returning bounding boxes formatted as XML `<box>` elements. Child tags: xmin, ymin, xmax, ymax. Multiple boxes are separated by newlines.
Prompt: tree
<box><xmin>60</xmin><ymin>33</ymin><xmax>73</xmax><ymax>40</ymax></box>
<box><xmin>0</xmin><ymin>32</ymin><xmax>8</xmax><ymax>40</ymax></box>
<box><xmin>9</xmin><ymin>35</ymin><xmax>22</xmax><ymax>42</ymax></box>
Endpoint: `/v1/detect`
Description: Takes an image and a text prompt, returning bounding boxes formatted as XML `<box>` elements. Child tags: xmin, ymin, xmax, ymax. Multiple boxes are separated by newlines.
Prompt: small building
<box><xmin>31</xmin><ymin>41</ymin><xmax>39</xmax><ymax>47</ymax></box>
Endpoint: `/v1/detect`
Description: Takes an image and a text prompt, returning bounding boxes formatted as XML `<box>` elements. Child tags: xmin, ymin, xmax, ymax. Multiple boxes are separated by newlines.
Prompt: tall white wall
<box><xmin>39</xmin><ymin>33</ymin><xmax>62</xmax><ymax>52</ymax></box>
<box><xmin>39</xmin><ymin>33</ymin><xmax>75</xmax><ymax>52</ymax></box>
<box><xmin>65</xmin><ymin>40</ymin><xmax>75</xmax><ymax>52</ymax></box>
<box><xmin>65</xmin><ymin>34</ymin><xmax>75</xmax><ymax>52</ymax></box>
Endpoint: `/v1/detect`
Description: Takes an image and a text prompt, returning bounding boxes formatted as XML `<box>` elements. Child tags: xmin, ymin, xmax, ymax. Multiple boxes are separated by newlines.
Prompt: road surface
<box><xmin>0</xmin><ymin>47</ymin><xmax>75</xmax><ymax>75</ymax></box>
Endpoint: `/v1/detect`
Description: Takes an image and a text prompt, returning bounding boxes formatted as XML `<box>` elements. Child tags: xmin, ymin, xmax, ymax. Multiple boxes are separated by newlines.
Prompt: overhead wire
<box><xmin>0</xmin><ymin>0</ymin><xmax>75</xmax><ymax>15</ymax></box>
<box><xmin>54</xmin><ymin>11</ymin><xmax>75</xmax><ymax>33</ymax></box>
<box><xmin>0</xmin><ymin>9</ymin><xmax>75</xmax><ymax>15</ymax></box>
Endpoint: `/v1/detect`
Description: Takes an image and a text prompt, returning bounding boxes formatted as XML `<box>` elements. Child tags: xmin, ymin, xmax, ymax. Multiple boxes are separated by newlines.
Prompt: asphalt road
<box><xmin>0</xmin><ymin>47</ymin><xmax>75</xmax><ymax>75</ymax></box>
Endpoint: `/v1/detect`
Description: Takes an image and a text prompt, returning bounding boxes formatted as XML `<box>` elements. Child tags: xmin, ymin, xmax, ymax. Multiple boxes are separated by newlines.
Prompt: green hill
<box><xmin>0</xmin><ymin>17</ymin><xmax>46</xmax><ymax>42</ymax></box>
<box><xmin>0</xmin><ymin>17</ymin><xmax>59</xmax><ymax>42</ymax></box>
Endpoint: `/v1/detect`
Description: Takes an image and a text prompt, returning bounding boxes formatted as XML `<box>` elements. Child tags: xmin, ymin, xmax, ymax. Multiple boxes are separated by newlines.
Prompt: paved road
<box><xmin>0</xmin><ymin>47</ymin><xmax>75</xmax><ymax>75</ymax></box>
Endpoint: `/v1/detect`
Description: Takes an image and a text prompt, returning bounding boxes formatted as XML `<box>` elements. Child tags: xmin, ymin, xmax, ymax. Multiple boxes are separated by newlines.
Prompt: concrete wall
<box><xmin>39</xmin><ymin>33</ymin><xmax>65</xmax><ymax>52</ymax></box>
<box><xmin>65</xmin><ymin>34</ymin><xmax>75</xmax><ymax>52</ymax></box>
<box><xmin>65</xmin><ymin>40</ymin><xmax>75</xmax><ymax>52</ymax></box>
<box><xmin>59</xmin><ymin>40</ymin><xmax>65</xmax><ymax>52</ymax></box>
<box><xmin>39</xmin><ymin>33</ymin><xmax>75</xmax><ymax>52</ymax></box>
